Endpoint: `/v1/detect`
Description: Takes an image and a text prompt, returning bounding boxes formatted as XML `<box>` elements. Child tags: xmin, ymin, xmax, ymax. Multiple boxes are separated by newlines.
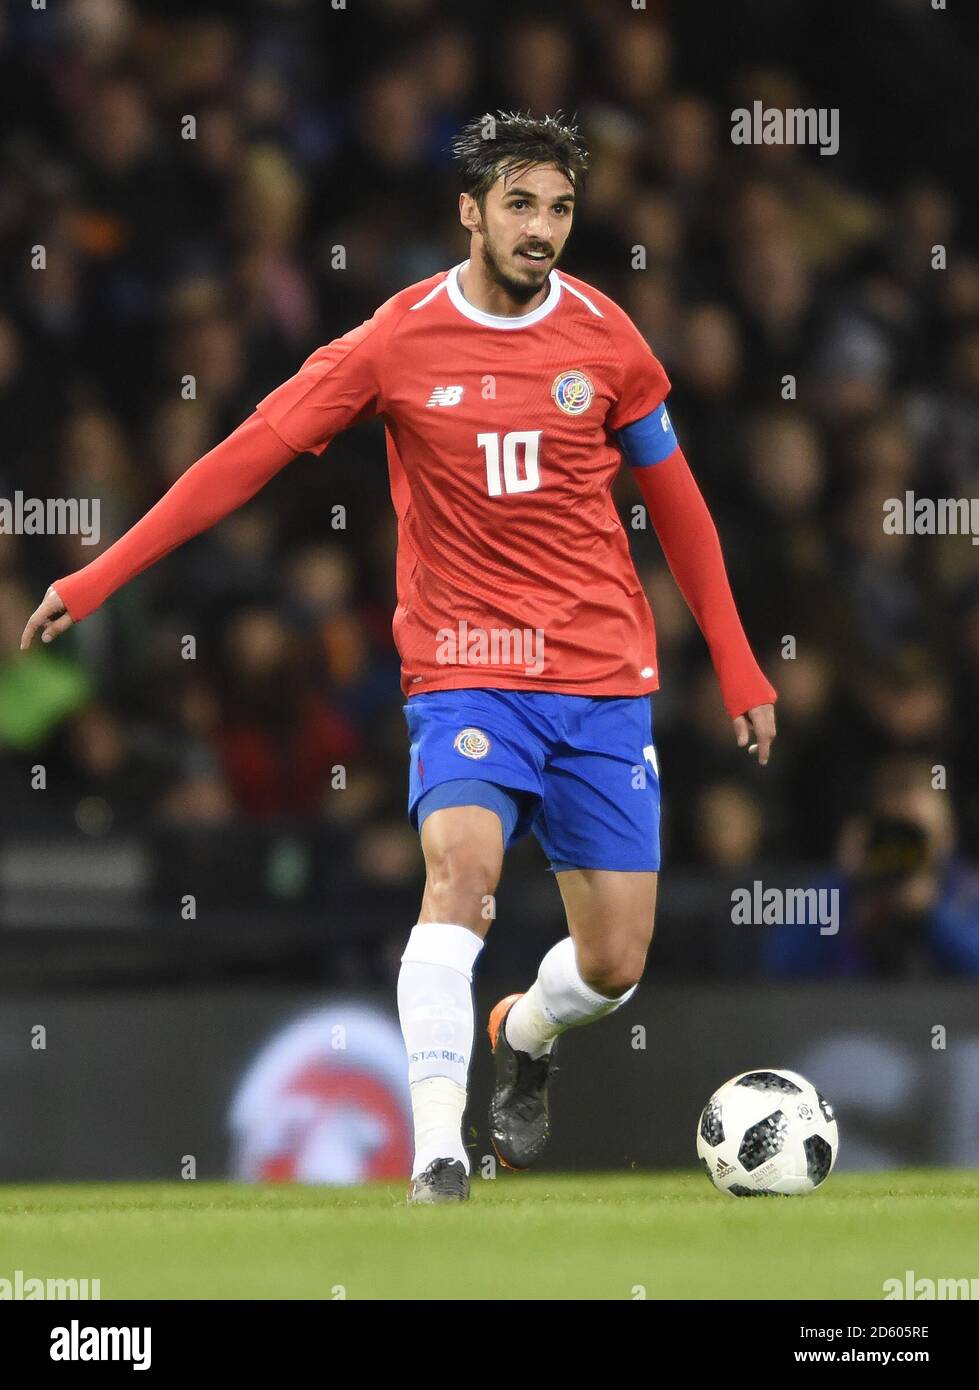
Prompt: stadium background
<box><xmin>0</xmin><ymin>0</ymin><xmax>976</xmax><ymax>1182</ymax></box>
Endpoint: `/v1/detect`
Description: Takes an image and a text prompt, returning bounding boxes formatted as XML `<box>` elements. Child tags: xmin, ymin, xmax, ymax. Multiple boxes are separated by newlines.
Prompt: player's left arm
<box><xmin>620</xmin><ymin>405</ymin><xmax>777</xmax><ymax>765</ymax></box>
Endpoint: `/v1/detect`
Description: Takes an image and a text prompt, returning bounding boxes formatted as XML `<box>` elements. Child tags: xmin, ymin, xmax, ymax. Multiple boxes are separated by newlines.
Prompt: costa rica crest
<box><xmin>453</xmin><ymin>728</ymin><xmax>491</xmax><ymax>759</ymax></box>
<box><xmin>551</xmin><ymin>370</ymin><xmax>594</xmax><ymax>415</ymax></box>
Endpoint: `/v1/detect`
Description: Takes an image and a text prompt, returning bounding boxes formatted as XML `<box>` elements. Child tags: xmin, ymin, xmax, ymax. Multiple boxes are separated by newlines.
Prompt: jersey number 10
<box><xmin>477</xmin><ymin>430</ymin><xmax>542</xmax><ymax>496</ymax></box>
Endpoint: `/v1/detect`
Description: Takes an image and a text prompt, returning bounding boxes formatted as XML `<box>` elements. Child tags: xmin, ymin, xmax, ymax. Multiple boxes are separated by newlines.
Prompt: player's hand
<box><xmin>733</xmin><ymin>703</ymin><xmax>776</xmax><ymax>766</ymax></box>
<box><xmin>20</xmin><ymin>586</ymin><xmax>74</xmax><ymax>649</ymax></box>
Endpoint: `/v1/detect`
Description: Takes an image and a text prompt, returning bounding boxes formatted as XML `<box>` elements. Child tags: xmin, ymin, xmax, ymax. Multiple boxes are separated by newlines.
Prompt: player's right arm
<box><xmin>21</xmin><ymin>411</ymin><xmax>296</xmax><ymax>647</ymax></box>
<box><xmin>20</xmin><ymin>307</ymin><xmax>393</xmax><ymax>649</ymax></box>
<box><xmin>601</xmin><ymin>294</ymin><xmax>777</xmax><ymax>761</ymax></box>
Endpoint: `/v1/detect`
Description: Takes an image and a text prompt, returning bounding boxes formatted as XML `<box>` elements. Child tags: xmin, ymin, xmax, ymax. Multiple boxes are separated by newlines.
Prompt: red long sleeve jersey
<box><xmin>263</xmin><ymin>264</ymin><xmax>672</xmax><ymax>698</ymax></box>
<box><xmin>55</xmin><ymin>262</ymin><xmax>775</xmax><ymax>713</ymax></box>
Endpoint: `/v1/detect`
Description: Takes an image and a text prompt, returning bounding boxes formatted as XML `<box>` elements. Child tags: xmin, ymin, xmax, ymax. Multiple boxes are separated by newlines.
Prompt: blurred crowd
<box><xmin>0</xmin><ymin>0</ymin><xmax>977</xmax><ymax>976</ymax></box>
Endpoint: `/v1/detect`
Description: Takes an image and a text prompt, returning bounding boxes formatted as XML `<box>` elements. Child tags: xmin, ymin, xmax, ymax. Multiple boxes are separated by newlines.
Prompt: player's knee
<box><xmin>577</xmin><ymin>945</ymin><xmax>647</xmax><ymax>997</ymax></box>
<box><xmin>423</xmin><ymin>841</ymin><xmax>501</xmax><ymax>918</ymax></box>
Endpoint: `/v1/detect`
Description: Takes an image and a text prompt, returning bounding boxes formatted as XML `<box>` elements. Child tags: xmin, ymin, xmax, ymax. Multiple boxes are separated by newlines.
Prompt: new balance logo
<box><xmin>426</xmin><ymin>385</ymin><xmax>464</xmax><ymax>407</ymax></box>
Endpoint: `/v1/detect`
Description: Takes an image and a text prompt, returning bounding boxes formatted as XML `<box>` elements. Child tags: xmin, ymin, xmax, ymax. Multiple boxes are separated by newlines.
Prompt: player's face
<box><xmin>468</xmin><ymin>164</ymin><xmax>575</xmax><ymax>303</ymax></box>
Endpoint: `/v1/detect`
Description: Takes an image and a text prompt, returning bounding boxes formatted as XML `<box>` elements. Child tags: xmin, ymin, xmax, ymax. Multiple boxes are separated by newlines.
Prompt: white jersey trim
<box><xmin>445</xmin><ymin>261</ymin><xmax>562</xmax><ymax>329</ymax></box>
<box><xmin>556</xmin><ymin>274</ymin><xmax>604</xmax><ymax>317</ymax></box>
<box><xmin>409</xmin><ymin>279</ymin><xmax>449</xmax><ymax>312</ymax></box>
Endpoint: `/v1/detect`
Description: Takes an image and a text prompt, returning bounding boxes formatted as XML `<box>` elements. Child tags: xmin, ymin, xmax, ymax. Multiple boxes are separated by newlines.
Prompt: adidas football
<box><xmin>696</xmin><ymin>1069</ymin><xmax>839</xmax><ymax>1196</ymax></box>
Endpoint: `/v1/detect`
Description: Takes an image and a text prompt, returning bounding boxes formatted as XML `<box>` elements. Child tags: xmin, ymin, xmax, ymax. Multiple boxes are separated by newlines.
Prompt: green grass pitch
<box><xmin>1</xmin><ymin>1171</ymin><xmax>976</xmax><ymax>1300</ymax></box>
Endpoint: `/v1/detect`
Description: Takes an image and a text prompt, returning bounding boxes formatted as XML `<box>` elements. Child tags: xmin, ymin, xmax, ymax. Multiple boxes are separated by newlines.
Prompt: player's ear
<box><xmin>459</xmin><ymin>192</ymin><xmax>480</xmax><ymax>235</ymax></box>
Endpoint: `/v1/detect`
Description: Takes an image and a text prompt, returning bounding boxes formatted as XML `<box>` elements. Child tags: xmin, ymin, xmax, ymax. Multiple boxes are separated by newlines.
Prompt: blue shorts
<box><xmin>404</xmin><ymin>689</ymin><xmax>661</xmax><ymax>873</ymax></box>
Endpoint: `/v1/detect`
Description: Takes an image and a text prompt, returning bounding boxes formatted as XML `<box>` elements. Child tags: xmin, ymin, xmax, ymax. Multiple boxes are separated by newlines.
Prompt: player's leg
<box><xmin>488</xmin><ymin>871</ymin><xmax>656</xmax><ymax>1170</ymax></box>
<box><xmin>488</xmin><ymin>693</ymin><xmax>660</xmax><ymax>1170</ymax></box>
<box><xmin>399</xmin><ymin>691</ymin><xmax>544</xmax><ymax>1201</ymax></box>
<box><xmin>401</xmin><ymin>800</ymin><xmax>504</xmax><ymax>1203</ymax></box>
<box><xmin>557</xmin><ymin>865</ymin><xmax>656</xmax><ymax>998</ymax></box>
<box><xmin>509</xmin><ymin>867</ymin><xmax>656</xmax><ymax>1047</ymax></box>
<box><xmin>416</xmin><ymin>804</ymin><xmax>503</xmax><ymax>932</ymax></box>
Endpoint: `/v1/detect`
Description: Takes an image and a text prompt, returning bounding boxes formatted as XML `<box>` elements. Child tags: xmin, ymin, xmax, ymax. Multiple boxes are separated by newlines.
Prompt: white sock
<box><xmin>505</xmin><ymin>936</ymin><xmax>638</xmax><ymax>1059</ymax></box>
<box><xmin>398</xmin><ymin>922</ymin><xmax>484</xmax><ymax>1176</ymax></box>
<box><xmin>407</xmin><ymin>1077</ymin><xmax>468</xmax><ymax>1178</ymax></box>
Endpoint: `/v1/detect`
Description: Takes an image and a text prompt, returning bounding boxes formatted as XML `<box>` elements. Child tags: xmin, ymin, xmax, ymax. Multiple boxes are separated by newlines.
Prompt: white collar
<box><xmin>445</xmin><ymin>260</ymin><xmax>562</xmax><ymax>329</ymax></box>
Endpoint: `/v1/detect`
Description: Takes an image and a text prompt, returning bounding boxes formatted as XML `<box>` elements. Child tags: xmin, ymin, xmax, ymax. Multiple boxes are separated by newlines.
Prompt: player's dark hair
<box><xmin>451</xmin><ymin>111</ymin><xmax>589</xmax><ymax>207</ymax></box>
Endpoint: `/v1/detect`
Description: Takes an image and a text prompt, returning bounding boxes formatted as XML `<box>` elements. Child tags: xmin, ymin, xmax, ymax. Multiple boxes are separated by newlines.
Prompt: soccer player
<box><xmin>21</xmin><ymin>113</ymin><xmax>776</xmax><ymax>1203</ymax></box>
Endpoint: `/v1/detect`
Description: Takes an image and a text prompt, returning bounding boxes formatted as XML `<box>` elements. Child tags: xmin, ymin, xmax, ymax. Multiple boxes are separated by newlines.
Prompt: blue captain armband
<box><xmin>617</xmin><ymin>402</ymin><xmax>679</xmax><ymax>467</ymax></box>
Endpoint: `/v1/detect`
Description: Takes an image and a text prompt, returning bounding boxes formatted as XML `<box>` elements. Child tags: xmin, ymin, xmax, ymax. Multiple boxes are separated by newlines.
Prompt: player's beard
<box><xmin>477</xmin><ymin>224</ymin><xmax>556</xmax><ymax>305</ymax></box>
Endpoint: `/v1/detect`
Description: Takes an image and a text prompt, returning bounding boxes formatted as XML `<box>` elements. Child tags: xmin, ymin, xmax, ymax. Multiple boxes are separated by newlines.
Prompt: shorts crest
<box><xmin>453</xmin><ymin>727</ymin><xmax>491</xmax><ymax>759</ymax></box>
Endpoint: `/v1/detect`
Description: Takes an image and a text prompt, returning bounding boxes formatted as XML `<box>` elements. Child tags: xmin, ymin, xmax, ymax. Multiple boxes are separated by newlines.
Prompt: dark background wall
<box><xmin>1</xmin><ymin>984</ymin><xmax>974</xmax><ymax>1180</ymax></box>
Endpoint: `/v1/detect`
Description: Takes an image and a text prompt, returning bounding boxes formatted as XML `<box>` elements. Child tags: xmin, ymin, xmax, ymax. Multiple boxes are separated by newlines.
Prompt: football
<box><xmin>697</xmin><ymin>1069</ymin><xmax>839</xmax><ymax>1197</ymax></box>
